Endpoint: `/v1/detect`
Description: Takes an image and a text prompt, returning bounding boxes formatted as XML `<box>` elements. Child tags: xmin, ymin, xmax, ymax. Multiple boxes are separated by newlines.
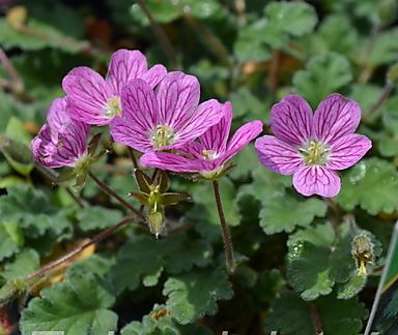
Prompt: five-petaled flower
<box><xmin>31</xmin><ymin>97</ymin><xmax>89</xmax><ymax>168</ymax></box>
<box><xmin>110</xmin><ymin>71</ymin><xmax>226</xmax><ymax>153</ymax></box>
<box><xmin>140</xmin><ymin>102</ymin><xmax>263</xmax><ymax>179</ymax></box>
<box><xmin>255</xmin><ymin>94</ymin><xmax>372</xmax><ymax>198</ymax></box>
<box><xmin>62</xmin><ymin>49</ymin><xmax>166</xmax><ymax>125</ymax></box>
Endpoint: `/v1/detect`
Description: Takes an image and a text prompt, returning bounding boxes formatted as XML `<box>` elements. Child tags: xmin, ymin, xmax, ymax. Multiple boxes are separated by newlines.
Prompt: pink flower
<box><xmin>140</xmin><ymin>102</ymin><xmax>263</xmax><ymax>178</ymax></box>
<box><xmin>110</xmin><ymin>71</ymin><xmax>227</xmax><ymax>153</ymax></box>
<box><xmin>62</xmin><ymin>49</ymin><xmax>166</xmax><ymax>126</ymax></box>
<box><xmin>255</xmin><ymin>94</ymin><xmax>372</xmax><ymax>198</ymax></box>
<box><xmin>31</xmin><ymin>98</ymin><xmax>89</xmax><ymax>168</ymax></box>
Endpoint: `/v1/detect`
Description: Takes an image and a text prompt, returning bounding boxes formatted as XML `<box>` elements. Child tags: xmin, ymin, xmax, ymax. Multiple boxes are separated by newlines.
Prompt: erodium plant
<box><xmin>31</xmin><ymin>48</ymin><xmax>372</xmax><ymax>276</ymax></box>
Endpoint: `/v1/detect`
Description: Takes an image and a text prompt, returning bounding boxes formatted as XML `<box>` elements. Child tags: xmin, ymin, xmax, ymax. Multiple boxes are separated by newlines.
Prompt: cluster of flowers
<box><xmin>32</xmin><ymin>49</ymin><xmax>371</xmax><ymax>198</ymax></box>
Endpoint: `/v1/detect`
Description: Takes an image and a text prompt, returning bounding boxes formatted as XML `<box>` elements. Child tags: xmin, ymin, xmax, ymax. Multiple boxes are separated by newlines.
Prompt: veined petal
<box><xmin>121</xmin><ymin>79</ymin><xmax>159</xmax><ymax>131</ymax></box>
<box><xmin>313</xmin><ymin>94</ymin><xmax>361</xmax><ymax>144</ymax></box>
<box><xmin>175</xmin><ymin>99</ymin><xmax>225</xmax><ymax>147</ymax></box>
<box><xmin>47</xmin><ymin>98</ymin><xmax>71</xmax><ymax>131</ymax></box>
<box><xmin>157</xmin><ymin>71</ymin><xmax>200</xmax><ymax>127</ymax></box>
<box><xmin>327</xmin><ymin>134</ymin><xmax>372</xmax><ymax>170</ymax></box>
<box><xmin>107</xmin><ymin>49</ymin><xmax>147</xmax><ymax>94</ymax></box>
<box><xmin>62</xmin><ymin>67</ymin><xmax>113</xmax><ymax>125</ymax></box>
<box><xmin>141</xmin><ymin>64</ymin><xmax>167</xmax><ymax>88</ymax></box>
<box><xmin>111</xmin><ymin>79</ymin><xmax>159</xmax><ymax>153</ymax></box>
<box><xmin>223</xmin><ymin>120</ymin><xmax>263</xmax><ymax>162</ymax></box>
<box><xmin>270</xmin><ymin>95</ymin><xmax>313</xmax><ymax>146</ymax></box>
<box><xmin>31</xmin><ymin>122</ymin><xmax>88</xmax><ymax>169</ymax></box>
<box><xmin>255</xmin><ymin>135</ymin><xmax>303</xmax><ymax>175</ymax></box>
<box><xmin>140</xmin><ymin>152</ymin><xmax>201</xmax><ymax>173</ymax></box>
<box><xmin>200</xmin><ymin>101</ymin><xmax>232</xmax><ymax>153</ymax></box>
<box><xmin>293</xmin><ymin>166</ymin><xmax>341</xmax><ymax>198</ymax></box>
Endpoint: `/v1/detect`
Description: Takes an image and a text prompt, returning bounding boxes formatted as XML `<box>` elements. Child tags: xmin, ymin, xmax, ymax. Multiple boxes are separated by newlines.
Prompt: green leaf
<box><xmin>0</xmin><ymin>18</ymin><xmax>90</xmax><ymax>53</ymax></box>
<box><xmin>110</xmin><ymin>234</ymin><xmax>212</xmax><ymax>293</ymax></box>
<box><xmin>121</xmin><ymin>304</ymin><xmax>179</xmax><ymax>335</ymax></box>
<box><xmin>361</xmin><ymin>28</ymin><xmax>398</xmax><ymax>67</ymax></box>
<box><xmin>163</xmin><ymin>268</ymin><xmax>233</xmax><ymax>324</ymax></box>
<box><xmin>0</xmin><ymin>222</ymin><xmax>21</xmax><ymax>261</ymax></box>
<box><xmin>259</xmin><ymin>193</ymin><xmax>327</xmax><ymax>234</ymax></box>
<box><xmin>0</xmin><ymin>135</ymin><xmax>33</xmax><ymax>176</ymax></box>
<box><xmin>307</xmin><ymin>15</ymin><xmax>358</xmax><ymax>57</ymax></box>
<box><xmin>234</xmin><ymin>19</ymin><xmax>271</xmax><ymax>62</ymax></box>
<box><xmin>287</xmin><ymin>242</ymin><xmax>334</xmax><ymax>301</ymax></box>
<box><xmin>350</xmin><ymin>84</ymin><xmax>383</xmax><ymax>121</ymax></box>
<box><xmin>230</xmin><ymin>88</ymin><xmax>268</xmax><ymax>121</ymax></box>
<box><xmin>265</xmin><ymin>1</ymin><xmax>318</xmax><ymax>40</ymax></box>
<box><xmin>20</xmin><ymin>272</ymin><xmax>118</xmax><ymax>335</ymax></box>
<box><xmin>130</xmin><ymin>0</ymin><xmax>222</xmax><ymax>24</ymax></box>
<box><xmin>265</xmin><ymin>291</ymin><xmax>313</xmax><ymax>335</ymax></box>
<box><xmin>1</xmin><ymin>249</ymin><xmax>39</xmax><ymax>280</ymax></box>
<box><xmin>287</xmin><ymin>223</ymin><xmax>365</xmax><ymax>300</ymax></box>
<box><xmin>337</xmin><ymin>158</ymin><xmax>398</xmax><ymax>214</ymax></box>
<box><xmin>5</xmin><ymin>117</ymin><xmax>31</xmax><ymax>145</ymax></box>
<box><xmin>293</xmin><ymin>52</ymin><xmax>352</xmax><ymax>107</ymax></box>
<box><xmin>77</xmin><ymin>206</ymin><xmax>123</xmax><ymax>232</ymax></box>
<box><xmin>337</xmin><ymin>274</ymin><xmax>367</xmax><ymax>300</ymax></box>
<box><xmin>0</xmin><ymin>186</ymin><xmax>73</xmax><ymax>241</ymax></box>
<box><xmin>266</xmin><ymin>291</ymin><xmax>367</xmax><ymax>335</ymax></box>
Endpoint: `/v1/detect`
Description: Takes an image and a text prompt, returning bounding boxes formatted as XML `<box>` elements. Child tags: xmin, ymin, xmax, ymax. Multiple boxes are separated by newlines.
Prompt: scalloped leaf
<box><xmin>293</xmin><ymin>52</ymin><xmax>352</xmax><ymax>106</ymax></box>
<box><xmin>20</xmin><ymin>272</ymin><xmax>118</xmax><ymax>335</ymax></box>
<box><xmin>163</xmin><ymin>268</ymin><xmax>233</xmax><ymax>325</ymax></box>
<box><xmin>110</xmin><ymin>234</ymin><xmax>212</xmax><ymax>293</ymax></box>
<box><xmin>337</xmin><ymin>158</ymin><xmax>398</xmax><ymax>215</ymax></box>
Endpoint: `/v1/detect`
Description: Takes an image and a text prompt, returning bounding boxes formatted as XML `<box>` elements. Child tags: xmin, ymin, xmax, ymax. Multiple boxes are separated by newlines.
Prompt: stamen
<box><xmin>299</xmin><ymin>140</ymin><xmax>329</xmax><ymax>166</ymax></box>
<box><xmin>202</xmin><ymin>149</ymin><xmax>219</xmax><ymax>160</ymax></box>
<box><xmin>151</xmin><ymin>125</ymin><xmax>176</xmax><ymax>149</ymax></box>
<box><xmin>104</xmin><ymin>96</ymin><xmax>122</xmax><ymax>118</ymax></box>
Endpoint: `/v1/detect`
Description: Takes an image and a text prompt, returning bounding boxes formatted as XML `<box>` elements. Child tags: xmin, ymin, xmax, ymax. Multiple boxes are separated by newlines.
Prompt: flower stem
<box><xmin>27</xmin><ymin>215</ymin><xmax>135</xmax><ymax>281</ymax></box>
<box><xmin>136</xmin><ymin>0</ymin><xmax>178</xmax><ymax>68</ymax></box>
<box><xmin>88</xmin><ymin>171</ymin><xmax>144</xmax><ymax>220</ymax></box>
<box><xmin>212</xmin><ymin>180</ymin><xmax>236</xmax><ymax>273</ymax></box>
<box><xmin>128</xmin><ymin>148</ymin><xmax>139</xmax><ymax>170</ymax></box>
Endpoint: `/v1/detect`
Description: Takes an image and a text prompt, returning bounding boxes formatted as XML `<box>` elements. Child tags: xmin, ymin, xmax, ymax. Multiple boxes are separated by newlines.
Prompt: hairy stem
<box><xmin>128</xmin><ymin>147</ymin><xmax>139</xmax><ymax>170</ymax></box>
<box><xmin>212</xmin><ymin>180</ymin><xmax>236</xmax><ymax>273</ymax></box>
<box><xmin>65</xmin><ymin>187</ymin><xmax>85</xmax><ymax>208</ymax></box>
<box><xmin>27</xmin><ymin>216</ymin><xmax>135</xmax><ymax>281</ymax></box>
<box><xmin>88</xmin><ymin>171</ymin><xmax>144</xmax><ymax>220</ymax></box>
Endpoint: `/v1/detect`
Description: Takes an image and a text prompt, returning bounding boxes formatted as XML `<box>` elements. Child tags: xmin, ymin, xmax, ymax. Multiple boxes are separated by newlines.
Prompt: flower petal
<box><xmin>157</xmin><ymin>71</ymin><xmax>200</xmax><ymax>127</ymax></box>
<box><xmin>199</xmin><ymin>101</ymin><xmax>232</xmax><ymax>153</ymax></box>
<box><xmin>140</xmin><ymin>152</ymin><xmax>201</xmax><ymax>173</ymax></box>
<box><xmin>327</xmin><ymin>134</ymin><xmax>372</xmax><ymax>170</ymax></box>
<box><xmin>293</xmin><ymin>166</ymin><xmax>341</xmax><ymax>198</ymax></box>
<box><xmin>110</xmin><ymin>79</ymin><xmax>159</xmax><ymax>153</ymax></box>
<box><xmin>175</xmin><ymin>99</ymin><xmax>225</xmax><ymax>147</ymax></box>
<box><xmin>107</xmin><ymin>49</ymin><xmax>147</xmax><ymax>94</ymax></box>
<box><xmin>223</xmin><ymin>120</ymin><xmax>263</xmax><ymax>162</ymax></box>
<box><xmin>47</xmin><ymin>98</ymin><xmax>71</xmax><ymax>131</ymax></box>
<box><xmin>31</xmin><ymin>121</ymin><xmax>88</xmax><ymax>169</ymax></box>
<box><xmin>255</xmin><ymin>135</ymin><xmax>303</xmax><ymax>175</ymax></box>
<box><xmin>141</xmin><ymin>64</ymin><xmax>167</xmax><ymax>88</ymax></box>
<box><xmin>313</xmin><ymin>94</ymin><xmax>361</xmax><ymax>144</ymax></box>
<box><xmin>62</xmin><ymin>66</ymin><xmax>113</xmax><ymax>125</ymax></box>
<box><xmin>270</xmin><ymin>95</ymin><xmax>313</xmax><ymax>145</ymax></box>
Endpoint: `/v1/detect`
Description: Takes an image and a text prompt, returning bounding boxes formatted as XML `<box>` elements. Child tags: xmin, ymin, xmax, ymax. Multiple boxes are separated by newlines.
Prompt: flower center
<box><xmin>202</xmin><ymin>149</ymin><xmax>219</xmax><ymax>160</ymax></box>
<box><xmin>104</xmin><ymin>96</ymin><xmax>122</xmax><ymax>118</ymax></box>
<box><xmin>151</xmin><ymin>125</ymin><xmax>176</xmax><ymax>149</ymax></box>
<box><xmin>299</xmin><ymin>140</ymin><xmax>329</xmax><ymax>166</ymax></box>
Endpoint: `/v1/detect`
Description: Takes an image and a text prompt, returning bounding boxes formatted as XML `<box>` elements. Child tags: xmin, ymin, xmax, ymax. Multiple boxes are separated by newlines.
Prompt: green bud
<box><xmin>147</xmin><ymin>211</ymin><xmax>165</xmax><ymax>238</ymax></box>
<box><xmin>351</xmin><ymin>233</ymin><xmax>375</xmax><ymax>276</ymax></box>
